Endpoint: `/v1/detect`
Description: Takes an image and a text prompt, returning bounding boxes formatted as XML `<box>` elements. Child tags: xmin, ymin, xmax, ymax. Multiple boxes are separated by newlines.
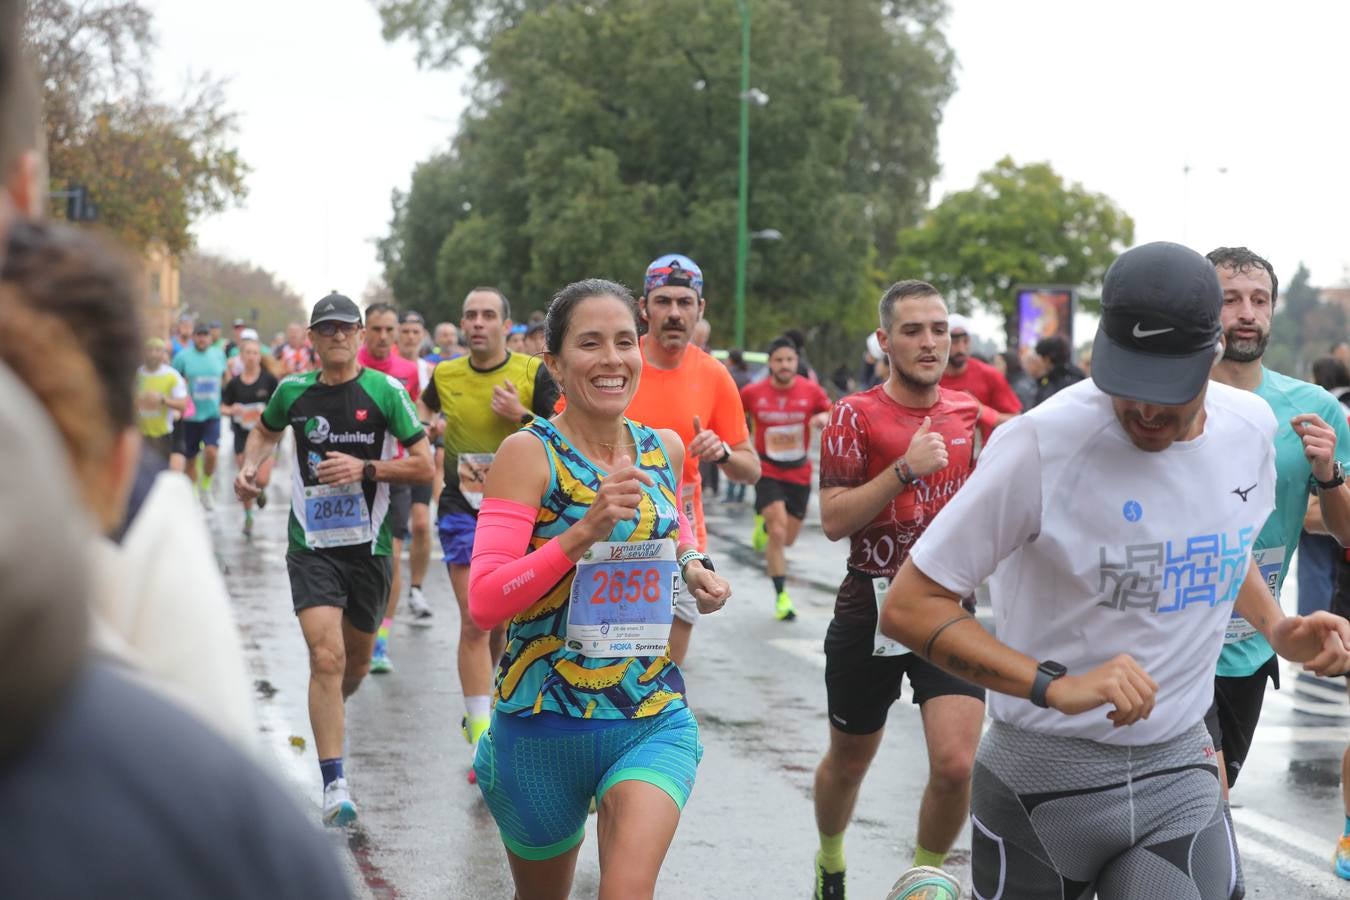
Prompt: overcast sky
<box><xmin>148</xmin><ymin>0</ymin><xmax>1350</xmax><ymax>328</ymax></box>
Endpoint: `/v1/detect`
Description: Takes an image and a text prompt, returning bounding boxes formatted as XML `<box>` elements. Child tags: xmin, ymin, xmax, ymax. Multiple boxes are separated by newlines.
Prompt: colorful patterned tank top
<box><xmin>493</xmin><ymin>417</ymin><xmax>687</xmax><ymax>720</ymax></box>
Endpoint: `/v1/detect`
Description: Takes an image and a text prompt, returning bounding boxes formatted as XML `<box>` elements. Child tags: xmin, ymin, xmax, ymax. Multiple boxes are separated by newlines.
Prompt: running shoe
<box><xmin>370</xmin><ymin>636</ymin><xmax>393</xmax><ymax>674</ymax></box>
<box><xmin>751</xmin><ymin>514</ymin><xmax>768</xmax><ymax>552</ymax></box>
<box><xmin>813</xmin><ymin>857</ymin><xmax>845</xmax><ymax>900</ymax></box>
<box><xmin>242</xmin><ymin>509</ymin><xmax>254</xmax><ymax>537</ymax></box>
<box><xmin>775</xmin><ymin>590</ymin><xmax>797</xmax><ymax>621</ymax></box>
<box><xmin>255</xmin><ymin>489</ymin><xmax>267</xmax><ymax>509</ymax></box>
<box><xmin>1336</xmin><ymin>834</ymin><xmax>1350</xmax><ymax>879</ymax></box>
<box><xmin>321</xmin><ymin>778</ymin><xmax>357</xmax><ymax>826</ymax></box>
<box><xmin>884</xmin><ymin>866</ymin><xmax>960</xmax><ymax>900</ymax></box>
<box><xmin>198</xmin><ymin>484</ymin><xmax>214</xmax><ymax>511</ymax></box>
<box><xmin>407</xmin><ymin>585</ymin><xmax>434</xmax><ymax>622</ymax></box>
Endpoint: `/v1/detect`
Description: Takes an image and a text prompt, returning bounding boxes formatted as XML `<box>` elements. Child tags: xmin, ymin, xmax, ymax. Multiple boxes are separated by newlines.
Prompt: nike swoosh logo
<box><xmin>1133</xmin><ymin>323</ymin><xmax>1174</xmax><ymax>338</ymax></box>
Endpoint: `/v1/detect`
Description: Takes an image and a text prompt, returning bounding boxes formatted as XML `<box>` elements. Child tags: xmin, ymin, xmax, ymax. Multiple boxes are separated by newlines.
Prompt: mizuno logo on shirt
<box><xmin>1132</xmin><ymin>323</ymin><xmax>1174</xmax><ymax>338</ymax></box>
<box><xmin>1232</xmin><ymin>483</ymin><xmax>1257</xmax><ymax>502</ymax></box>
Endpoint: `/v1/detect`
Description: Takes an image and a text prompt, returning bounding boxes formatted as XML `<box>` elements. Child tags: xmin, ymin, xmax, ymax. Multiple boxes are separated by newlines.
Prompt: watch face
<box><xmin>1041</xmin><ymin>661</ymin><xmax>1068</xmax><ymax>678</ymax></box>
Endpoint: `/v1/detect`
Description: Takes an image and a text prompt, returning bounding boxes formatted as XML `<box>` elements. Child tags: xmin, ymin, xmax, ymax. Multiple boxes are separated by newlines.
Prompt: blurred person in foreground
<box><xmin>0</xmin><ymin>351</ymin><xmax>351</xmax><ymax>899</ymax></box>
<box><xmin>0</xmin><ymin>220</ymin><xmax>255</xmax><ymax>744</ymax></box>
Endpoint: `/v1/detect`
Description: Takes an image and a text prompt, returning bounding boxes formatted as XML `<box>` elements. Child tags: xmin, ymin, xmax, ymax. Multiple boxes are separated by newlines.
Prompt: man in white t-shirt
<box><xmin>878</xmin><ymin>242</ymin><xmax>1350</xmax><ymax>900</ymax></box>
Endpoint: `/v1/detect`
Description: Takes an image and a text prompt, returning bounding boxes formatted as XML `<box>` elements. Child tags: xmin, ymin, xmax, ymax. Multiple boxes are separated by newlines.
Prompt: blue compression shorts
<box><xmin>473</xmin><ymin>705</ymin><xmax>703</xmax><ymax>860</ymax></box>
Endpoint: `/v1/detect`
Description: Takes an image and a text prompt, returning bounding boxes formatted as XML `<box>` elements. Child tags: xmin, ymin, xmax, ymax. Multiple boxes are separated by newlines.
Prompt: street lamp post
<box><xmin>734</xmin><ymin>0</ymin><xmax>751</xmax><ymax>349</ymax></box>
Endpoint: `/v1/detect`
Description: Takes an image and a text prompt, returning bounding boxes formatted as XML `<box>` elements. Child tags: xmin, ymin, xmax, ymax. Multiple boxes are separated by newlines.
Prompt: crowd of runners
<box><xmin>7</xmin><ymin>12</ymin><xmax>1350</xmax><ymax>898</ymax></box>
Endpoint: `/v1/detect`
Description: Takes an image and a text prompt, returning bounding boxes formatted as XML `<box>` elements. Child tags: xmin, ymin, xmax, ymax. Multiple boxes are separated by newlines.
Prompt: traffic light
<box><xmin>65</xmin><ymin>184</ymin><xmax>97</xmax><ymax>222</ymax></box>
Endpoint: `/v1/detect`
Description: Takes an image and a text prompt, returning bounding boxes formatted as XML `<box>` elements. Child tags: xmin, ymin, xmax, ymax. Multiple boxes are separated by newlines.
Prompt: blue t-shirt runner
<box><xmin>1218</xmin><ymin>367</ymin><xmax>1350</xmax><ymax>677</ymax></box>
<box><xmin>172</xmin><ymin>344</ymin><xmax>228</xmax><ymax>422</ymax></box>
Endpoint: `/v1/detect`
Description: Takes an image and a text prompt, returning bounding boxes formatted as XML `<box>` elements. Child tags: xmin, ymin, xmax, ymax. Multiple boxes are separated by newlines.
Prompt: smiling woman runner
<box><xmin>467</xmin><ymin>278</ymin><xmax>732</xmax><ymax>900</ymax></box>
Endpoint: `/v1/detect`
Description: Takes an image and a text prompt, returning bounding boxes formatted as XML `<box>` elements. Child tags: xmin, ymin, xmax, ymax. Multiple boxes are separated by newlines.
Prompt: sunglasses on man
<box><xmin>312</xmin><ymin>321</ymin><xmax>360</xmax><ymax>337</ymax></box>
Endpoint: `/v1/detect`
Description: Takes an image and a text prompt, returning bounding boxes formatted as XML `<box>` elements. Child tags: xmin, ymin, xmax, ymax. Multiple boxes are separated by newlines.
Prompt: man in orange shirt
<box><xmin>626</xmin><ymin>254</ymin><xmax>760</xmax><ymax>664</ymax></box>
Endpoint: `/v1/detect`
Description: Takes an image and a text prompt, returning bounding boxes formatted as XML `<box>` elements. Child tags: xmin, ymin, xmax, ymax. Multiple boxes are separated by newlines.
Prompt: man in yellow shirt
<box><xmin>136</xmin><ymin>338</ymin><xmax>188</xmax><ymax>462</ymax></box>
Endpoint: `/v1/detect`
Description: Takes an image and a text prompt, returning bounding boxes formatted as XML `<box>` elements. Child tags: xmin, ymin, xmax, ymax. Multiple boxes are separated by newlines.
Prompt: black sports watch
<box><xmin>714</xmin><ymin>441</ymin><xmax>733</xmax><ymax>465</ymax></box>
<box><xmin>1315</xmin><ymin>460</ymin><xmax>1344</xmax><ymax>491</ymax></box>
<box><xmin>362</xmin><ymin>462</ymin><xmax>378</xmax><ymax>483</ymax></box>
<box><xmin>1029</xmin><ymin>660</ymin><xmax>1067</xmax><ymax>709</ymax></box>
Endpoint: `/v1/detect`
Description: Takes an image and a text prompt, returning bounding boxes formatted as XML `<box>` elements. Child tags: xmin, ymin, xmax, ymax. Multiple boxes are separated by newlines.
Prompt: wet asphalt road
<box><xmin>208</xmin><ymin>451</ymin><xmax>1350</xmax><ymax>899</ymax></box>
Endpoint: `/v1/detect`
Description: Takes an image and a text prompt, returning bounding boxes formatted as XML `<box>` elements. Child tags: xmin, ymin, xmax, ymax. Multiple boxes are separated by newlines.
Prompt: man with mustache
<box><xmin>1202</xmin><ymin>248</ymin><xmax>1350</xmax><ymax>846</ymax></box>
<box><xmin>625</xmin><ymin>253</ymin><xmax>760</xmax><ymax>664</ymax></box>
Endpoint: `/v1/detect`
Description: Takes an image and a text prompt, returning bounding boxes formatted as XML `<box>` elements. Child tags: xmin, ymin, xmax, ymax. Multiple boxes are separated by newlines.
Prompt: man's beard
<box><xmin>894</xmin><ymin>358</ymin><xmax>942</xmax><ymax>390</ymax></box>
<box><xmin>1223</xmin><ymin>327</ymin><xmax>1269</xmax><ymax>363</ymax></box>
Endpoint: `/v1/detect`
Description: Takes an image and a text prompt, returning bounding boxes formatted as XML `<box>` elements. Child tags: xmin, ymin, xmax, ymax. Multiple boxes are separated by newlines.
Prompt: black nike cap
<box><xmin>309</xmin><ymin>291</ymin><xmax>362</xmax><ymax>327</ymax></box>
<box><xmin>1091</xmin><ymin>241</ymin><xmax>1223</xmax><ymax>406</ymax></box>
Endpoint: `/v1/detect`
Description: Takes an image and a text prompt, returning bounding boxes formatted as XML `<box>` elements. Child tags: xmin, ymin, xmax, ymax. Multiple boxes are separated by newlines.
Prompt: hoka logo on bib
<box><xmin>1097</xmin><ymin>526</ymin><xmax>1255</xmax><ymax>614</ymax></box>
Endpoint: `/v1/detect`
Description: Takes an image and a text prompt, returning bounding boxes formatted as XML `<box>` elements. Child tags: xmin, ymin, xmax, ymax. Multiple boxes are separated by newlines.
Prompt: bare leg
<box><xmin>202</xmin><ymin>444</ymin><xmax>219</xmax><ymax>479</ymax></box>
<box><xmin>504</xmin><ymin>843</ymin><xmax>584</xmax><ymax>900</ymax></box>
<box><xmin>814</xmin><ymin>724</ymin><xmax>886</xmax><ymax>837</ymax></box>
<box><xmin>386</xmin><ymin>538</ymin><xmax>403</xmax><ymax>621</ymax></box>
<box><xmin>450</xmin><ymin>563</ymin><xmax>494</xmax><ymax>698</ymax></box>
<box><xmin>298</xmin><ymin>606</ymin><xmax>348</xmax><ymax>760</ymax></box>
<box><xmin>596</xmin><ymin>781</ymin><xmax>682</xmax><ymax>900</ymax></box>
<box><xmin>763</xmin><ymin>500</ymin><xmax>789</xmax><ymax>582</ymax></box>
<box><xmin>915</xmin><ymin>694</ymin><xmax>983</xmax><ymax>855</ymax></box>
<box><xmin>409</xmin><ymin>501</ymin><xmax>431</xmax><ymax>588</ymax></box>
<box><xmin>341</xmin><ymin>617</ymin><xmax>376</xmax><ymax>698</ymax></box>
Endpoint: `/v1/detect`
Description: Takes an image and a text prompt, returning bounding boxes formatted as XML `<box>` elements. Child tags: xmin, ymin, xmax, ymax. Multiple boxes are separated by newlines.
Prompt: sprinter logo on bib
<box><xmin>1097</xmin><ymin>526</ymin><xmax>1255</xmax><ymax>613</ymax></box>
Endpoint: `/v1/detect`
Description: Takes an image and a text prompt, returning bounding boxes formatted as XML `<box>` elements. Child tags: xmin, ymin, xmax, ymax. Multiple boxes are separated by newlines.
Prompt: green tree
<box><xmin>1264</xmin><ymin>264</ymin><xmax>1345</xmax><ymax>378</ymax></box>
<box><xmin>375</xmin><ymin>0</ymin><xmax>954</xmax><ymax>368</ymax></box>
<box><xmin>25</xmin><ymin>0</ymin><xmax>247</xmax><ymax>255</ymax></box>
<box><xmin>180</xmin><ymin>252</ymin><xmax>306</xmax><ymax>341</ymax></box>
<box><xmin>892</xmin><ymin>157</ymin><xmax>1134</xmax><ymax>344</ymax></box>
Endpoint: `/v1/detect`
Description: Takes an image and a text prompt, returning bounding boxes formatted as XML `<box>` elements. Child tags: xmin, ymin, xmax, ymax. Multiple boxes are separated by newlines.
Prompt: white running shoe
<box><xmin>322</xmin><ymin>778</ymin><xmax>357</xmax><ymax>826</ymax></box>
<box><xmin>885</xmin><ymin>865</ymin><xmax>960</xmax><ymax>900</ymax></box>
<box><xmin>407</xmin><ymin>585</ymin><xmax>434</xmax><ymax>622</ymax></box>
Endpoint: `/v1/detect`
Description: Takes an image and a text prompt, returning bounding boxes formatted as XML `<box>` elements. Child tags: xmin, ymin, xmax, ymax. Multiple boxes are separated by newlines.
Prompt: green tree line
<box><xmin>375</xmin><ymin>0</ymin><xmax>1137</xmax><ymax>371</ymax></box>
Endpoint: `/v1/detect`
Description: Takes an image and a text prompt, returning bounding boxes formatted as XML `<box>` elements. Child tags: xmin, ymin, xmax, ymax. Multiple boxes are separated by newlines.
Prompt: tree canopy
<box><xmin>891</xmin><ymin>157</ymin><xmax>1134</xmax><ymax>342</ymax></box>
<box><xmin>375</xmin><ymin>0</ymin><xmax>955</xmax><ymax>362</ymax></box>
<box><xmin>25</xmin><ymin>0</ymin><xmax>247</xmax><ymax>255</ymax></box>
<box><xmin>180</xmin><ymin>252</ymin><xmax>307</xmax><ymax>340</ymax></box>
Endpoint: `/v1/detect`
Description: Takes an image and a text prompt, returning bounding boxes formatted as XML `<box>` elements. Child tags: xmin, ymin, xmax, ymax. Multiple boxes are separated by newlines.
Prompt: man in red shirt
<box><xmin>741</xmin><ymin>336</ymin><xmax>831</xmax><ymax>621</ymax></box>
<box><xmin>625</xmin><ymin>253</ymin><xmax>760</xmax><ymax>664</ymax></box>
<box><xmin>940</xmin><ymin>313</ymin><xmax>1020</xmax><ymax>436</ymax></box>
<box><xmin>809</xmin><ymin>281</ymin><xmax>984</xmax><ymax>899</ymax></box>
<box><xmin>357</xmin><ymin>302</ymin><xmax>424</xmax><ymax>673</ymax></box>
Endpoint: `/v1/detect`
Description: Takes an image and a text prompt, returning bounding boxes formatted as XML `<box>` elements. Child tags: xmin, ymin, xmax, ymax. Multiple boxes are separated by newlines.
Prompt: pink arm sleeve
<box><xmin>468</xmin><ymin>498</ymin><xmax>576</xmax><ymax>631</ymax></box>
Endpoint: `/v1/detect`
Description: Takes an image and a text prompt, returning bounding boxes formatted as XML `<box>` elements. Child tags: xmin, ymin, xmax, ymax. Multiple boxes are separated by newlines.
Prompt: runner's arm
<box><xmin>819</xmin><ymin>473</ymin><xmax>902</xmax><ymax>542</ymax></box>
<box><xmin>238</xmin><ymin>423</ymin><xmax>284</xmax><ymax>478</ymax></box>
<box><xmin>365</xmin><ymin>435</ymin><xmax>436</xmax><ymax>484</ymax></box>
<box><xmin>1235</xmin><ymin>558</ymin><xmax>1350</xmax><ymax>674</ymax></box>
<box><xmin>884</xmin><ymin>561</ymin><xmax>1157</xmax><ymax>724</ymax></box>
<box><xmin>466</xmin><ymin>432</ymin><xmax>577</xmax><ymax>629</ymax></box>
<box><xmin>1296</xmin><ymin>408</ymin><xmax>1350</xmax><ymax>545</ymax></box>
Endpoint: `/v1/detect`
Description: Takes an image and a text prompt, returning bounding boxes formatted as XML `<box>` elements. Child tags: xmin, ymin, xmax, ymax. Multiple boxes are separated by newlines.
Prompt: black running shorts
<box><xmin>1204</xmin><ymin>655</ymin><xmax>1279</xmax><ymax>787</ymax></box>
<box><xmin>285</xmin><ymin>546</ymin><xmax>392</xmax><ymax>634</ymax></box>
<box><xmin>824</xmin><ymin>600</ymin><xmax>984</xmax><ymax>735</ymax></box>
<box><xmin>754</xmin><ymin>476</ymin><xmax>811</xmax><ymax>520</ymax></box>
